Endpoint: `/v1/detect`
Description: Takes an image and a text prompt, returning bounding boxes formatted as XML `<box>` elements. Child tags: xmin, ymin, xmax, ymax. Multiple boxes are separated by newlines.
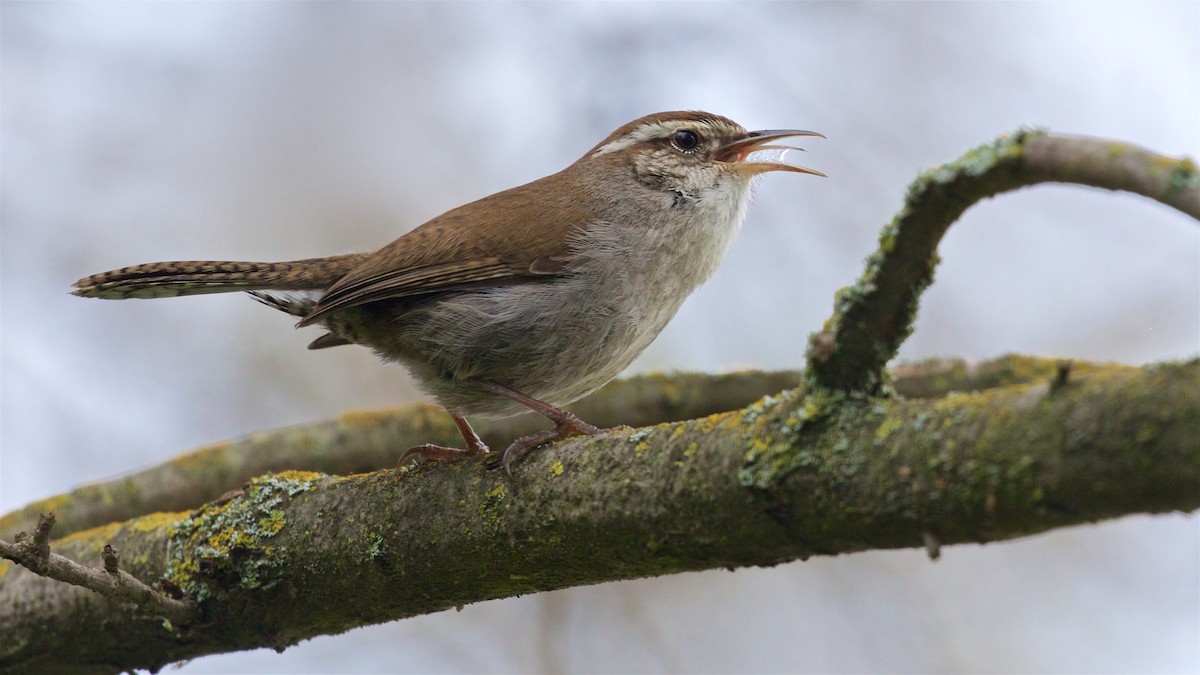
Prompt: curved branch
<box><xmin>1</xmin><ymin>359</ymin><xmax>1196</xmax><ymax>672</ymax></box>
<box><xmin>805</xmin><ymin>131</ymin><xmax>1200</xmax><ymax>394</ymax></box>
<box><xmin>1023</xmin><ymin>134</ymin><xmax>1200</xmax><ymax>218</ymax></box>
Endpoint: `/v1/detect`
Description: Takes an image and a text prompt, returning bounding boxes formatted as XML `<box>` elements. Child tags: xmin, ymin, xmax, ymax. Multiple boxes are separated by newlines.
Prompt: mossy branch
<box><xmin>2</xmin><ymin>357</ymin><xmax>1071</xmax><ymax>542</ymax></box>
<box><xmin>1</xmin><ymin>359</ymin><xmax>1196</xmax><ymax>672</ymax></box>
<box><xmin>806</xmin><ymin>130</ymin><xmax>1200</xmax><ymax>395</ymax></box>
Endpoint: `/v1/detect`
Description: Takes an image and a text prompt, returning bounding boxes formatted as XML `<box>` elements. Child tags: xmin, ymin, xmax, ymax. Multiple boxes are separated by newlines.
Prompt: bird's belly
<box><xmin>338</xmin><ymin>275</ymin><xmax>681</xmax><ymax>417</ymax></box>
<box><xmin>333</xmin><ymin>209</ymin><xmax>741</xmax><ymax>417</ymax></box>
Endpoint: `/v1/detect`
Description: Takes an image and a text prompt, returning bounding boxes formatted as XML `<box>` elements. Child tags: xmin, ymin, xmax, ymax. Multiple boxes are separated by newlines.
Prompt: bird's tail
<box><xmin>71</xmin><ymin>254</ymin><xmax>369</xmax><ymax>300</ymax></box>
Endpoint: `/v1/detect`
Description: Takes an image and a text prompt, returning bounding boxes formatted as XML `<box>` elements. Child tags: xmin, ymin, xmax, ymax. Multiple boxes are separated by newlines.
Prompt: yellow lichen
<box><xmin>875</xmin><ymin>416</ymin><xmax>903</xmax><ymax>442</ymax></box>
<box><xmin>338</xmin><ymin>408</ymin><xmax>404</xmax><ymax>429</ymax></box>
<box><xmin>0</xmin><ymin>494</ymin><xmax>74</xmax><ymax>537</ymax></box>
<box><xmin>257</xmin><ymin>510</ymin><xmax>286</xmax><ymax>535</ymax></box>
<box><xmin>660</xmin><ymin>380</ymin><xmax>684</xmax><ymax>406</ymax></box>
<box><xmin>265</xmin><ymin>470</ymin><xmax>324</xmax><ymax>484</ymax></box>
<box><xmin>696</xmin><ymin>410</ymin><xmax>737</xmax><ymax>434</ymax></box>
<box><xmin>56</xmin><ymin>520</ymin><xmax>125</xmax><ymax>549</ymax></box>
<box><xmin>133</xmin><ymin>511</ymin><xmax>191</xmax><ymax>532</ymax></box>
<box><xmin>166</xmin><ymin>440</ymin><xmax>236</xmax><ymax>473</ymax></box>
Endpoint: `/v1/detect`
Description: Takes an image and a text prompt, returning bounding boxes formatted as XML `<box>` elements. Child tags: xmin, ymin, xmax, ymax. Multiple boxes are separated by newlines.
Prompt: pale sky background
<box><xmin>2</xmin><ymin>2</ymin><xmax>1198</xmax><ymax>673</ymax></box>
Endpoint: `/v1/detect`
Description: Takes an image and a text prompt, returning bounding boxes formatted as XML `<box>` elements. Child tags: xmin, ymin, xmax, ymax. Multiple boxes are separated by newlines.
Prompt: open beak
<box><xmin>717</xmin><ymin>129</ymin><xmax>826</xmax><ymax>177</ymax></box>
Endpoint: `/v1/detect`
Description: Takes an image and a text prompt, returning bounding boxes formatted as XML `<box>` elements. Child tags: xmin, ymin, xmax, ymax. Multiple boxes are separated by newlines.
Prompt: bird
<box><xmin>72</xmin><ymin>111</ymin><xmax>824</xmax><ymax>472</ymax></box>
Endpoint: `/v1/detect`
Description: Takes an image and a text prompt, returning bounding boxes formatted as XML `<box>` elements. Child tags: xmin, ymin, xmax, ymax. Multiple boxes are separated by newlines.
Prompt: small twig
<box><xmin>1051</xmin><ymin>361</ymin><xmax>1073</xmax><ymax>392</ymax></box>
<box><xmin>922</xmin><ymin>531</ymin><xmax>942</xmax><ymax>561</ymax></box>
<box><xmin>102</xmin><ymin>544</ymin><xmax>120</xmax><ymax>574</ymax></box>
<box><xmin>0</xmin><ymin>513</ymin><xmax>198</xmax><ymax>626</ymax></box>
<box><xmin>13</xmin><ymin>511</ymin><xmax>56</xmax><ymax>573</ymax></box>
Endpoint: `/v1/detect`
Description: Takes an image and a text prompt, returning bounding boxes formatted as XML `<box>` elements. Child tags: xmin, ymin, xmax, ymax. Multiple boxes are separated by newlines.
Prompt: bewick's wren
<box><xmin>73</xmin><ymin>111</ymin><xmax>823</xmax><ymax>472</ymax></box>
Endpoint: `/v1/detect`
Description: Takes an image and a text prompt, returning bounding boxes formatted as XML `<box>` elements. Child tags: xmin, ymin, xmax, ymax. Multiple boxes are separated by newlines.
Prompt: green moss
<box><xmin>257</xmin><ymin>510</ymin><xmax>286</xmax><ymax>536</ymax></box>
<box><xmin>625</xmin><ymin>427</ymin><xmax>655</xmax><ymax>443</ymax></box>
<box><xmin>477</xmin><ymin>482</ymin><xmax>508</xmax><ymax>527</ymax></box>
<box><xmin>364</xmin><ymin>532</ymin><xmax>386</xmax><ymax>561</ymax></box>
<box><xmin>874</xmin><ymin>415</ymin><xmax>904</xmax><ymax>443</ymax></box>
<box><xmin>738</xmin><ymin>385</ymin><xmax>852</xmax><ymax>490</ymax></box>
<box><xmin>1167</xmin><ymin>157</ymin><xmax>1199</xmax><ymax>195</ymax></box>
<box><xmin>919</xmin><ymin>128</ymin><xmax>1037</xmax><ymax>187</ymax></box>
<box><xmin>741</xmin><ymin>389</ymin><xmax>797</xmax><ymax>425</ymax></box>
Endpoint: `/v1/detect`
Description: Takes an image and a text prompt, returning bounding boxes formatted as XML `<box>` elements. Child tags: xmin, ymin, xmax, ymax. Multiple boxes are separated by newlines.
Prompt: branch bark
<box><xmin>1</xmin><ymin>359</ymin><xmax>1196</xmax><ymax>672</ymax></box>
<box><xmin>1</xmin><ymin>357</ymin><xmax>1071</xmax><ymax>542</ymax></box>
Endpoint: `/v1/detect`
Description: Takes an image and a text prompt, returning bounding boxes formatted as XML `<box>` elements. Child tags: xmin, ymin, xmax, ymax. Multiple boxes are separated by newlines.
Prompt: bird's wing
<box><xmin>298</xmin><ymin>173</ymin><xmax>586</xmax><ymax>327</ymax></box>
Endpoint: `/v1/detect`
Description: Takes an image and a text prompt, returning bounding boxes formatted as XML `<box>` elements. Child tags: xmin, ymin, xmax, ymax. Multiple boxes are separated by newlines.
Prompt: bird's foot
<box><xmin>500</xmin><ymin>413</ymin><xmax>628</xmax><ymax>474</ymax></box>
<box><xmin>397</xmin><ymin>413</ymin><xmax>490</xmax><ymax>469</ymax></box>
<box><xmin>397</xmin><ymin>442</ymin><xmax>490</xmax><ymax>469</ymax></box>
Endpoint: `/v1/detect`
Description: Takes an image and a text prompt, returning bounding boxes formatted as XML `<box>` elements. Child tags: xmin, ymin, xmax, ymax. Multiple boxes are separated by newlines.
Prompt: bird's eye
<box><xmin>672</xmin><ymin>129</ymin><xmax>701</xmax><ymax>151</ymax></box>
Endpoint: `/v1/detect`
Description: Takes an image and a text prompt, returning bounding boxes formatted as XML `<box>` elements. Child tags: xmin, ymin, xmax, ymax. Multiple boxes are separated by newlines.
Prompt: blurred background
<box><xmin>2</xmin><ymin>2</ymin><xmax>1197</xmax><ymax>673</ymax></box>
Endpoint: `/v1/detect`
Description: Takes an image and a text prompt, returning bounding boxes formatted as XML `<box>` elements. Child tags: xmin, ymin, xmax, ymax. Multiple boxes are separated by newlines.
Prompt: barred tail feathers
<box><xmin>71</xmin><ymin>254</ymin><xmax>369</xmax><ymax>300</ymax></box>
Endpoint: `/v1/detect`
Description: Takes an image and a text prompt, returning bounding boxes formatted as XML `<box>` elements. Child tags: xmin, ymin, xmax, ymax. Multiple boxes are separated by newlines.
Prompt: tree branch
<box><xmin>805</xmin><ymin>130</ymin><xmax>1200</xmax><ymax>394</ymax></box>
<box><xmin>0</xmin><ymin>514</ymin><xmax>197</xmax><ymax>630</ymax></box>
<box><xmin>2</xmin><ymin>356</ymin><xmax>1077</xmax><ymax>541</ymax></box>
<box><xmin>1</xmin><ymin>359</ymin><xmax>1196</xmax><ymax>672</ymax></box>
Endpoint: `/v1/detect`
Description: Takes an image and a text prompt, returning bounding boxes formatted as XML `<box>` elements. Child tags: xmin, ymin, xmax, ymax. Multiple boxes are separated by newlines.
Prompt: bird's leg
<box><xmin>472</xmin><ymin>379</ymin><xmax>625</xmax><ymax>473</ymax></box>
<box><xmin>397</xmin><ymin>413</ymin><xmax>490</xmax><ymax>468</ymax></box>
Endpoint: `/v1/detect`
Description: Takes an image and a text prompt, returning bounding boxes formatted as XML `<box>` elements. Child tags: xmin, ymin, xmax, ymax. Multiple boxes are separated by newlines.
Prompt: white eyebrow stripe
<box><xmin>591</xmin><ymin>121</ymin><xmax>680</xmax><ymax>156</ymax></box>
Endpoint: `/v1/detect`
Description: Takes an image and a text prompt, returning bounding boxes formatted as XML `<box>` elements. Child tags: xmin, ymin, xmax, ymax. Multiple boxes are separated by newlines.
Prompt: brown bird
<box><xmin>72</xmin><ymin>111</ymin><xmax>823</xmax><ymax>472</ymax></box>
